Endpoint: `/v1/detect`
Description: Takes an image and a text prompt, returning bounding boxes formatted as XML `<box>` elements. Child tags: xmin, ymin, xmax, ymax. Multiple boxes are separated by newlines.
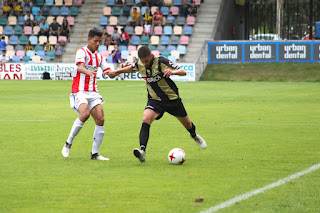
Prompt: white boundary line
<box><xmin>201</xmin><ymin>162</ymin><xmax>320</xmax><ymax>213</ymax></box>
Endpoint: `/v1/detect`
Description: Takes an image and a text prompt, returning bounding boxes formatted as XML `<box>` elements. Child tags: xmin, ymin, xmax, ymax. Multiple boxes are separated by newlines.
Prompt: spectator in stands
<box><xmin>105</xmin><ymin>34</ymin><xmax>117</xmax><ymax>47</ymax></box>
<box><xmin>140</xmin><ymin>0</ymin><xmax>150</xmax><ymax>6</ymax></box>
<box><xmin>60</xmin><ymin>17</ymin><xmax>70</xmax><ymax>39</ymax></box>
<box><xmin>179</xmin><ymin>0</ymin><xmax>189</xmax><ymax>17</ymax></box>
<box><xmin>55</xmin><ymin>42</ymin><xmax>63</xmax><ymax>62</ymax></box>
<box><xmin>143</xmin><ymin>20</ymin><xmax>152</xmax><ymax>36</ymax></box>
<box><xmin>0</xmin><ymin>36</ymin><xmax>7</xmax><ymax>52</ymax></box>
<box><xmin>2</xmin><ymin>2</ymin><xmax>12</xmax><ymax>17</ymax></box>
<box><xmin>25</xmin><ymin>40</ymin><xmax>34</xmax><ymax>51</ymax></box>
<box><xmin>11</xmin><ymin>1</ymin><xmax>23</xmax><ymax>17</ymax></box>
<box><xmin>111</xmin><ymin>44</ymin><xmax>122</xmax><ymax>73</ymax></box>
<box><xmin>39</xmin><ymin>18</ymin><xmax>50</xmax><ymax>37</ymax></box>
<box><xmin>188</xmin><ymin>1</ymin><xmax>198</xmax><ymax>16</ymax></box>
<box><xmin>35</xmin><ymin>11</ymin><xmax>44</xmax><ymax>26</ymax></box>
<box><xmin>101</xmin><ymin>27</ymin><xmax>108</xmax><ymax>45</ymax></box>
<box><xmin>166</xmin><ymin>12</ymin><xmax>175</xmax><ymax>26</ymax></box>
<box><xmin>22</xmin><ymin>3</ymin><xmax>31</xmax><ymax>16</ymax></box>
<box><xmin>115</xmin><ymin>0</ymin><xmax>124</xmax><ymax>6</ymax></box>
<box><xmin>7</xmin><ymin>0</ymin><xmax>15</xmax><ymax>7</ymax></box>
<box><xmin>112</xmin><ymin>28</ymin><xmax>121</xmax><ymax>44</ymax></box>
<box><xmin>142</xmin><ymin>7</ymin><xmax>153</xmax><ymax>26</ymax></box>
<box><xmin>44</xmin><ymin>42</ymin><xmax>53</xmax><ymax>52</ymax></box>
<box><xmin>0</xmin><ymin>50</ymin><xmax>9</xmax><ymax>64</ymax></box>
<box><xmin>21</xmin><ymin>0</ymin><xmax>33</xmax><ymax>8</ymax></box>
<box><xmin>151</xmin><ymin>0</ymin><xmax>163</xmax><ymax>6</ymax></box>
<box><xmin>50</xmin><ymin>18</ymin><xmax>61</xmax><ymax>37</ymax></box>
<box><xmin>24</xmin><ymin>11</ymin><xmax>35</xmax><ymax>27</ymax></box>
<box><xmin>130</xmin><ymin>7</ymin><xmax>140</xmax><ymax>27</ymax></box>
<box><xmin>153</xmin><ymin>7</ymin><xmax>163</xmax><ymax>26</ymax></box>
<box><xmin>118</xmin><ymin>28</ymin><xmax>130</xmax><ymax>46</ymax></box>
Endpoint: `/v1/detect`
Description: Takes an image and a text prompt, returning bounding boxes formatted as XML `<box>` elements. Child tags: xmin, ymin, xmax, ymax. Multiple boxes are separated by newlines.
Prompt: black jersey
<box><xmin>132</xmin><ymin>56</ymin><xmax>181</xmax><ymax>101</ymax></box>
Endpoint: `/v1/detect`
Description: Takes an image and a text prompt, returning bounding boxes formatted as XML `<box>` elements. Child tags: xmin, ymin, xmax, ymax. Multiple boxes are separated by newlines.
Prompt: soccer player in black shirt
<box><xmin>105</xmin><ymin>46</ymin><xmax>206</xmax><ymax>163</ymax></box>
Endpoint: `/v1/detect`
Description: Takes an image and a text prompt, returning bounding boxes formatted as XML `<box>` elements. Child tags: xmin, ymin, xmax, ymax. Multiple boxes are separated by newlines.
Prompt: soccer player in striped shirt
<box><xmin>105</xmin><ymin>46</ymin><xmax>206</xmax><ymax>163</ymax></box>
<box><xmin>62</xmin><ymin>28</ymin><xmax>110</xmax><ymax>160</ymax></box>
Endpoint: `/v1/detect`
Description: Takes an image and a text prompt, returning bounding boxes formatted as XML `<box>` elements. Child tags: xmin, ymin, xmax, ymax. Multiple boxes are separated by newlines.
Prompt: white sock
<box><xmin>67</xmin><ymin>118</ymin><xmax>84</xmax><ymax>144</ymax></box>
<box><xmin>92</xmin><ymin>125</ymin><xmax>105</xmax><ymax>154</ymax></box>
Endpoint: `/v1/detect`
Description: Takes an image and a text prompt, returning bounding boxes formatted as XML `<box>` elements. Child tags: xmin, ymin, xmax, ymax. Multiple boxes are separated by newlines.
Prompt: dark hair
<box><xmin>88</xmin><ymin>28</ymin><xmax>102</xmax><ymax>38</ymax></box>
<box><xmin>138</xmin><ymin>46</ymin><xmax>151</xmax><ymax>58</ymax></box>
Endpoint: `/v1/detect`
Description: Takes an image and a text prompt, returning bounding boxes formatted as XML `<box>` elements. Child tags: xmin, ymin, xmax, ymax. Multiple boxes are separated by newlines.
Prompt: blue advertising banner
<box><xmin>208</xmin><ymin>41</ymin><xmax>320</xmax><ymax>63</ymax></box>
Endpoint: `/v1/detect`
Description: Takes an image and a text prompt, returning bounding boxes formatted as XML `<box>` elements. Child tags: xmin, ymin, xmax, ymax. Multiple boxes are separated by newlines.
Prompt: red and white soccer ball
<box><xmin>168</xmin><ymin>148</ymin><xmax>186</xmax><ymax>165</ymax></box>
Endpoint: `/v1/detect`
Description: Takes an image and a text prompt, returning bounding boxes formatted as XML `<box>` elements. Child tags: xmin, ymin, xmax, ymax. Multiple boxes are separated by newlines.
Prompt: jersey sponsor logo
<box><xmin>145</xmin><ymin>74</ymin><xmax>162</xmax><ymax>83</ymax></box>
<box><xmin>167</xmin><ymin>60</ymin><xmax>179</xmax><ymax>70</ymax></box>
<box><xmin>85</xmin><ymin>65</ymin><xmax>98</xmax><ymax>71</ymax></box>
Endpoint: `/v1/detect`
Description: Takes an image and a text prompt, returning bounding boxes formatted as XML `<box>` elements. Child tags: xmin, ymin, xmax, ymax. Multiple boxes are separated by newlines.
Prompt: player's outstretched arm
<box><xmin>163</xmin><ymin>68</ymin><xmax>186</xmax><ymax>78</ymax></box>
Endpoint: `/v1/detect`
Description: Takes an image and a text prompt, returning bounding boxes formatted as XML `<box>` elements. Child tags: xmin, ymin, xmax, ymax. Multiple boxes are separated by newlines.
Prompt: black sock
<box><xmin>139</xmin><ymin>123</ymin><xmax>150</xmax><ymax>152</ymax></box>
<box><xmin>187</xmin><ymin>122</ymin><xmax>196</xmax><ymax>138</ymax></box>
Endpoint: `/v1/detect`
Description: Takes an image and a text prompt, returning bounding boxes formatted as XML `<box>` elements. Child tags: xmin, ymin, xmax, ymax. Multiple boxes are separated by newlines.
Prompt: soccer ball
<box><xmin>168</xmin><ymin>148</ymin><xmax>186</xmax><ymax>165</ymax></box>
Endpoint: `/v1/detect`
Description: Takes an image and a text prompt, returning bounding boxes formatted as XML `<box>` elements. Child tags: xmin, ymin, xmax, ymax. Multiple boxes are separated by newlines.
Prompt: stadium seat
<box><xmin>160</xmin><ymin>6</ymin><xmax>170</xmax><ymax>16</ymax></box>
<box><xmin>43</xmin><ymin>55</ymin><xmax>51</xmax><ymax>62</ymax></box>
<box><xmin>157</xmin><ymin>45</ymin><xmax>166</xmax><ymax>52</ymax></box>
<box><xmin>29</xmin><ymin>36</ymin><xmax>38</xmax><ymax>45</ymax></box>
<box><xmin>118</xmin><ymin>16</ymin><xmax>128</xmax><ymax>26</ymax></box>
<box><xmin>60</xmin><ymin>7</ymin><xmax>69</xmax><ymax>16</ymax></box>
<box><xmin>22</xmin><ymin>55</ymin><xmax>31</xmax><ymax>62</ymax></box>
<box><xmin>119</xmin><ymin>45</ymin><xmax>127</xmax><ymax>52</ymax></box>
<box><xmin>177</xmin><ymin>45</ymin><xmax>186</xmax><ymax>55</ymax></box>
<box><xmin>186</xmin><ymin>16</ymin><xmax>195</xmax><ymax>25</ymax></box>
<box><xmin>19</xmin><ymin>36</ymin><xmax>29</xmax><ymax>45</ymax></box>
<box><xmin>100</xmin><ymin>50</ymin><xmax>109</xmax><ymax>58</ymax></box>
<box><xmin>173</xmin><ymin>0</ymin><xmax>182</xmax><ymax>6</ymax></box>
<box><xmin>98</xmin><ymin>45</ymin><xmax>107</xmax><ymax>52</ymax></box>
<box><xmin>73</xmin><ymin>0</ymin><xmax>83</xmax><ymax>7</ymax></box>
<box><xmin>49</xmin><ymin>36</ymin><xmax>57</xmax><ymax>45</ymax></box>
<box><xmin>131</xmin><ymin>36</ymin><xmax>140</xmax><ymax>45</ymax></box>
<box><xmin>127</xmin><ymin>45</ymin><xmax>136</xmax><ymax>53</ymax></box>
<box><xmin>170</xmin><ymin>6</ymin><xmax>179</xmax><ymax>15</ymax></box>
<box><xmin>176</xmin><ymin>16</ymin><xmax>185</xmax><ymax>26</ymax></box>
<box><xmin>64</xmin><ymin>0</ymin><xmax>73</xmax><ymax>6</ymax></box>
<box><xmin>105</xmin><ymin>26</ymin><xmax>114</xmax><ymax>35</ymax></box>
<box><xmin>160</xmin><ymin>35</ymin><xmax>169</xmax><ymax>45</ymax></box>
<box><xmin>180</xmin><ymin>35</ymin><xmax>189</xmax><ymax>45</ymax></box>
<box><xmin>112</xmin><ymin>7</ymin><xmax>121</xmax><ymax>16</ymax></box>
<box><xmin>35</xmin><ymin>45</ymin><xmax>44</xmax><ymax>51</ymax></box>
<box><xmin>141</xmin><ymin>36</ymin><xmax>149</xmax><ymax>45</ymax></box>
<box><xmin>51</xmin><ymin>7</ymin><xmax>60</xmax><ymax>16</ymax></box>
<box><xmin>9</xmin><ymin>36</ymin><xmax>18</xmax><ymax>45</ymax></box>
<box><xmin>107</xmin><ymin>0</ymin><xmax>115</xmax><ymax>6</ymax></box>
<box><xmin>125</xmin><ymin>26</ymin><xmax>134</xmax><ymax>35</ymax></box>
<box><xmin>33</xmin><ymin>26</ymin><xmax>40</xmax><ymax>35</ymax></box>
<box><xmin>126</xmin><ymin>55</ymin><xmax>134</xmax><ymax>62</ymax></box>
<box><xmin>8</xmin><ymin>16</ymin><xmax>17</xmax><ymax>26</ymax></box>
<box><xmin>39</xmin><ymin>36</ymin><xmax>48</xmax><ymax>45</ymax></box>
<box><xmin>67</xmin><ymin>16</ymin><xmax>75</xmax><ymax>25</ymax></box>
<box><xmin>107</xmin><ymin>55</ymin><xmax>113</xmax><ymax>63</ymax></box>
<box><xmin>163</xmin><ymin>0</ymin><xmax>172</xmax><ymax>6</ymax></box>
<box><xmin>151</xmin><ymin>6</ymin><xmax>159</xmax><ymax>14</ymax></box>
<box><xmin>46</xmin><ymin>16</ymin><xmax>55</xmax><ymax>25</ymax></box>
<box><xmin>36</xmin><ymin>50</ymin><xmax>46</xmax><ymax>59</ymax></box>
<box><xmin>0</xmin><ymin>26</ymin><xmax>2</xmax><ymax>35</ymax></box>
<box><xmin>15</xmin><ymin>45</ymin><xmax>24</xmax><ymax>51</ymax></box>
<box><xmin>141</xmin><ymin>6</ymin><xmax>148</xmax><ymax>15</ymax></box>
<box><xmin>6</xmin><ymin>45</ymin><xmax>14</xmax><ymax>51</ymax></box>
<box><xmin>23</xmin><ymin>26</ymin><xmax>32</xmax><ymax>35</ymax></box>
<box><xmin>123</xmin><ymin>7</ymin><xmax>131</xmax><ymax>16</ymax></box>
<box><xmin>36</xmin><ymin>0</ymin><xmax>45</xmax><ymax>6</ymax></box>
<box><xmin>167</xmin><ymin>45</ymin><xmax>176</xmax><ymax>53</ymax></box>
<box><xmin>154</xmin><ymin>26</ymin><xmax>163</xmax><ymax>35</ymax></box>
<box><xmin>168</xmin><ymin>55</ymin><xmax>176</xmax><ymax>63</ymax></box>
<box><xmin>149</xmin><ymin>45</ymin><xmax>156</xmax><ymax>51</ymax></box>
<box><xmin>32</xmin><ymin>55</ymin><xmax>42</xmax><ymax>62</ymax></box>
<box><xmin>163</xmin><ymin>26</ymin><xmax>172</xmax><ymax>35</ymax></box>
<box><xmin>14</xmin><ymin>26</ymin><xmax>23</xmax><ymax>35</ymax></box>
<box><xmin>4</xmin><ymin>26</ymin><xmax>13</xmax><ymax>36</ymax></box>
<box><xmin>32</xmin><ymin>7</ymin><xmax>41</xmax><ymax>16</ymax></box>
<box><xmin>173</xmin><ymin>26</ymin><xmax>182</xmax><ymax>35</ymax></box>
<box><xmin>126</xmin><ymin>0</ymin><xmax>135</xmax><ymax>6</ymax></box>
<box><xmin>103</xmin><ymin>7</ymin><xmax>112</xmax><ymax>16</ymax></box>
<box><xmin>16</xmin><ymin>50</ymin><xmax>26</xmax><ymax>59</ymax></box>
<box><xmin>160</xmin><ymin>50</ymin><xmax>169</xmax><ymax>58</ymax></box>
<box><xmin>59</xmin><ymin>36</ymin><xmax>67</xmax><ymax>44</ymax></box>
<box><xmin>0</xmin><ymin>17</ymin><xmax>8</xmax><ymax>26</ymax></box>
<box><xmin>130</xmin><ymin>50</ymin><xmax>138</xmax><ymax>58</ymax></box>
<box><xmin>151</xmin><ymin>50</ymin><xmax>160</xmax><ymax>56</ymax></box>
<box><xmin>170</xmin><ymin>35</ymin><xmax>179</xmax><ymax>45</ymax></box>
<box><xmin>23</xmin><ymin>6</ymin><xmax>31</xmax><ymax>15</ymax></box>
<box><xmin>171</xmin><ymin>49</ymin><xmax>180</xmax><ymax>59</ymax></box>
<box><xmin>100</xmin><ymin>17</ymin><xmax>109</xmax><ymax>26</ymax></box>
<box><xmin>12</xmin><ymin>55</ymin><xmax>21</xmax><ymax>62</ymax></box>
<box><xmin>135</xmin><ymin>0</ymin><xmax>141</xmax><ymax>6</ymax></box>
<box><xmin>134</xmin><ymin>26</ymin><xmax>143</xmax><ymax>35</ymax></box>
<box><xmin>109</xmin><ymin>16</ymin><xmax>118</xmax><ymax>26</ymax></box>
<box><xmin>194</xmin><ymin>0</ymin><xmax>201</xmax><ymax>6</ymax></box>
<box><xmin>45</xmin><ymin>0</ymin><xmax>54</xmax><ymax>6</ymax></box>
<box><xmin>46</xmin><ymin>50</ymin><xmax>55</xmax><ymax>59</ymax></box>
<box><xmin>42</xmin><ymin>6</ymin><xmax>50</xmax><ymax>16</ymax></box>
<box><xmin>121</xmin><ymin>50</ymin><xmax>130</xmax><ymax>59</ymax></box>
<box><xmin>108</xmin><ymin>45</ymin><xmax>115</xmax><ymax>54</ymax></box>
<box><xmin>57</xmin><ymin>16</ymin><xmax>64</xmax><ymax>25</ymax></box>
<box><xmin>18</xmin><ymin>16</ymin><xmax>25</xmax><ymax>25</ymax></box>
<box><xmin>55</xmin><ymin>0</ymin><xmax>63</xmax><ymax>6</ymax></box>
<box><xmin>26</xmin><ymin>50</ymin><xmax>36</xmax><ymax>58</ymax></box>
<box><xmin>183</xmin><ymin>26</ymin><xmax>192</xmax><ymax>35</ymax></box>
<box><xmin>70</xmin><ymin>7</ymin><xmax>79</xmax><ymax>16</ymax></box>
<box><xmin>150</xmin><ymin>36</ymin><xmax>159</xmax><ymax>45</ymax></box>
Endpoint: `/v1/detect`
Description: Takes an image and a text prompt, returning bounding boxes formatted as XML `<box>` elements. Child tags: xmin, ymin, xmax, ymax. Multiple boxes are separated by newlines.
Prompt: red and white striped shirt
<box><xmin>71</xmin><ymin>46</ymin><xmax>110</xmax><ymax>93</ymax></box>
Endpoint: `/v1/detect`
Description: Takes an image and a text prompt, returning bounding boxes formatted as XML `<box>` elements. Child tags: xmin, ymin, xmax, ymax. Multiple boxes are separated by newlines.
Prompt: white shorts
<box><xmin>70</xmin><ymin>91</ymin><xmax>105</xmax><ymax>114</ymax></box>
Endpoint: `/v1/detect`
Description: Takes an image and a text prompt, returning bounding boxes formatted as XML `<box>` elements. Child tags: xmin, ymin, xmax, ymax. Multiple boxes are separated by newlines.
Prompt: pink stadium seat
<box><xmin>170</xmin><ymin>6</ymin><xmax>179</xmax><ymax>15</ymax></box>
<box><xmin>7</xmin><ymin>50</ymin><xmax>15</xmax><ymax>59</ymax></box>
<box><xmin>59</xmin><ymin>36</ymin><xmax>67</xmax><ymax>44</ymax></box>
<box><xmin>16</xmin><ymin>50</ymin><xmax>26</xmax><ymax>59</ymax></box>
<box><xmin>33</xmin><ymin>26</ymin><xmax>40</xmax><ymax>35</ymax></box>
<box><xmin>57</xmin><ymin>16</ymin><xmax>64</xmax><ymax>25</ymax></box>
<box><xmin>103</xmin><ymin>7</ymin><xmax>112</xmax><ymax>16</ymax></box>
<box><xmin>134</xmin><ymin>26</ymin><xmax>143</xmax><ymax>35</ymax></box>
<box><xmin>193</xmin><ymin>0</ymin><xmax>201</xmax><ymax>6</ymax></box>
<box><xmin>108</xmin><ymin>45</ymin><xmax>115</xmax><ymax>54</ymax></box>
<box><xmin>73</xmin><ymin>0</ymin><xmax>83</xmax><ymax>6</ymax></box>
<box><xmin>180</xmin><ymin>35</ymin><xmax>189</xmax><ymax>45</ymax></box>
<box><xmin>64</xmin><ymin>0</ymin><xmax>73</xmax><ymax>6</ymax></box>
<box><xmin>107</xmin><ymin>26</ymin><xmax>114</xmax><ymax>34</ymax></box>
<box><xmin>151</xmin><ymin>50</ymin><xmax>160</xmax><ymax>56</ymax></box>
<box><xmin>49</xmin><ymin>36</ymin><xmax>57</xmax><ymax>45</ymax></box>
<box><xmin>67</xmin><ymin>16</ymin><xmax>75</xmax><ymax>25</ymax></box>
<box><xmin>186</xmin><ymin>16</ymin><xmax>195</xmax><ymax>25</ymax></box>
<box><xmin>24</xmin><ymin>26</ymin><xmax>32</xmax><ymax>35</ymax></box>
<box><xmin>153</xmin><ymin>26</ymin><xmax>163</xmax><ymax>35</ymax></box>
<box><xmin>151</xmin><ymin>6</ymin><xmax>159</xmax><ymax>14</ymax></box>
<box><xmin>127</xmin><ymin>45</ymin><xmax>136</xmax><ymax>53</ymax></box>
<box><xmin>100</xmin><ymin>50</ymin><xmax>109</xmax><ymax>58</ymax></box>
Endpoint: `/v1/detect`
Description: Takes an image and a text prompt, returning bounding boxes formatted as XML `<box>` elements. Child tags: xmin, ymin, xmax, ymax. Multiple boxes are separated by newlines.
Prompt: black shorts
<box><xmin>145</xmin><ymin>99</ymin><xmax>188</xmax><ymax>120</ymax></box>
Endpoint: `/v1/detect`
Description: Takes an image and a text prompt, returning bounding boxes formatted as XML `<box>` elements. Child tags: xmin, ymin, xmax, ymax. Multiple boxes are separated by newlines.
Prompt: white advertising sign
<box><xmin>0</xmin><ymin>63</ymin><xmax>24</xmax><ymax>80</ymax></box>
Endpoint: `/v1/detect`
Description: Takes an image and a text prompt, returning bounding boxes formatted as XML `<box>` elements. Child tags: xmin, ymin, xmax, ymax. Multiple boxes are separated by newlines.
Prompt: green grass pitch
<box><xmin>1</xmin><ymin>80</ymin><xmax>319</xmax><ymax>213</ymax></box>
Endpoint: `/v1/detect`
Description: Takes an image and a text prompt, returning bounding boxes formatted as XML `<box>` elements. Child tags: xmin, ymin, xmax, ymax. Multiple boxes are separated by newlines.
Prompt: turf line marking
<box><xmin>200</xmin><ymin>162</ymin><xmax>320</xmax><ymax>213</ymax></box>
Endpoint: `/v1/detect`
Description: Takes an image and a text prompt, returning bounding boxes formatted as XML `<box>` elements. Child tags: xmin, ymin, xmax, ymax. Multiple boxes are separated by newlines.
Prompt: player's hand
<box><xmin>105</xmin><ymin>70</ymin><xmax>118</xmax><ymax>78</ymax></box>
<box><xmin>163</xmin><ymin>69</ymin><xmax>173</xmax><ymax>78</ymax></box>
<box><xmin>89</xmin><ymin>69</ymin><xmax>98</xmax><ymax>77</ymax></box>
